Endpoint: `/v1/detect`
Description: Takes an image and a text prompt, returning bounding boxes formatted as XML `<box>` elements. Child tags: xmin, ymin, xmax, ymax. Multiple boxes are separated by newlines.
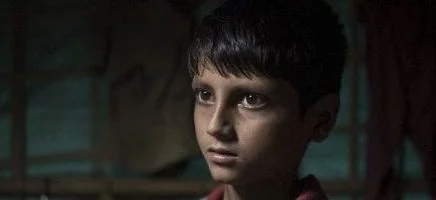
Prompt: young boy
<box><xmin>188</xmin><ymin>0</ymin><xmax>347</xmax><ymax>199</ymax></box>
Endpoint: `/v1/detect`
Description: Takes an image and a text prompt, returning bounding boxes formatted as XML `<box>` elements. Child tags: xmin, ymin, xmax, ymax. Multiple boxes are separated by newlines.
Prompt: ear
<box><xmin>305</xmin><ymin>93</ymin><xmax>340</xmax><ymax>143</ymax></box>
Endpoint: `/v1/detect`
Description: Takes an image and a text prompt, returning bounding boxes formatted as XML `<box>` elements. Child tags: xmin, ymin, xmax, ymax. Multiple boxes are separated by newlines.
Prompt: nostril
<box><xmin>207</xmin><ymin>124</ymin><xmax>233</xmax><ymax>136</ymax></box>
<box><xmin>207</xmin><ymin>125</ymin><xmax>237</xmax><ymax>142</ymax></box>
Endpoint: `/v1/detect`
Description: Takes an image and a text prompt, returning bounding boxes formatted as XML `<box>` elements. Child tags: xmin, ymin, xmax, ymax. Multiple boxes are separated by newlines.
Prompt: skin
<box><xmin>192</xmin><ymin>65</ymin><xmax>339</xmax><ymax>200</ymax></box>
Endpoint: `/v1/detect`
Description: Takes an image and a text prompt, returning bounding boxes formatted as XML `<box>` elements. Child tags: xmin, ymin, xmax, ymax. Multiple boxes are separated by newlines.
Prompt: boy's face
<box><xmin>192</xmin><ymin>65</ymin><xmax>319</xmax><ymax>185</ymax></box>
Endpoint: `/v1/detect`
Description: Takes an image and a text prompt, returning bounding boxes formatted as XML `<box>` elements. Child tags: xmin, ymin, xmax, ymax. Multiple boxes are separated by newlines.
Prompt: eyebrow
<box><xmin>191</xmin><ymin>78</ymin><xmax>212</xmax><ymax>91</ymax></box>
<box><xmin>192</xmin><ymin>77</ymin><xmax>277</xmax><ymax>96</ymax></box>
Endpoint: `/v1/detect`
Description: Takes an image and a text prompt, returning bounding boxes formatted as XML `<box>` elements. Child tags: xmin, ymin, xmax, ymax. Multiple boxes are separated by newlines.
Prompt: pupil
<box><xmin>247</xmin><ymin>95</ymin><xmax>256</xmax><ymax>104</ymax></box>
<box><xmin>201</xmin><ymin>91</ymin><xmax>210</xmax><ymax>100</ymax></box>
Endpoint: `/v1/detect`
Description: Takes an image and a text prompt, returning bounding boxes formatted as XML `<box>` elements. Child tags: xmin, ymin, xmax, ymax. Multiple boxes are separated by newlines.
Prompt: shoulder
<box><xmin>201</xmin><ymin>176</ymin><xmax>327</xmax><ymax>200</ymax></box>
<box><xmin>297</xmin><ymin>175</ymin><xmax>328</xmax><ymax>200</ymax></box>
<box><xmin>201</xmin><ymin>185</ymin><xmax>225</xmax><ymax>200</ymax></box>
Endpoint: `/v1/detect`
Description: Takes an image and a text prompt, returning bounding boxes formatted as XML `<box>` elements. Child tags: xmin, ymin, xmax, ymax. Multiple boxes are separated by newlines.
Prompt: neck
<box><xmin>223</xmin><ymin>176</ymin><xmax>299</xmax><ymax>200</ymax></box>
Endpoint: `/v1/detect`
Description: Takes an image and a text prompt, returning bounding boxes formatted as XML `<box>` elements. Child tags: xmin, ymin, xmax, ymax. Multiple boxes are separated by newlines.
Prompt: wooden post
<box><xmin>348</xmin><ymin>0</ymin><xmax>360</xmax><ymax>199</ymax></box>
<box><xmin>396</xmin><ymin>142</ymin><xmax>406</xmax><ymax>199</ymax></box>
<box><xmin>91</xmin><ymin>73</ymin><xmax>102</xmax><ymax>176</ymax></box>
<box><xmin>10</xmin><ymin>0</ymin><xmax>28</xmax><ymax>199</ymax></box>
<box><xmin>90</xmin><ymin>0</ymin><xmax>114</xmax><ymax>178</ymax></box>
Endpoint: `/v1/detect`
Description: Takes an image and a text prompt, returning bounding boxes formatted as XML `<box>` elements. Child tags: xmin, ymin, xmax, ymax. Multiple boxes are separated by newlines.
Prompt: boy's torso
<box><xmin>201</xmin><ymin>175</ymin><xmax>327</xmax><ymax>200</ymax></box>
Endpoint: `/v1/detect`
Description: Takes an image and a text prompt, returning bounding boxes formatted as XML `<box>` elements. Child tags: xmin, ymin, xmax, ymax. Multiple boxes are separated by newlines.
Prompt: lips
<box><xmin>208</xmin><ymin>147</ymin><xmax>237</xmax><ymax>156</ymax></box>
<box><xmin>206</xmin><ymin>147</ymin><xmax>238</xmax><ymax>166</ymax></box>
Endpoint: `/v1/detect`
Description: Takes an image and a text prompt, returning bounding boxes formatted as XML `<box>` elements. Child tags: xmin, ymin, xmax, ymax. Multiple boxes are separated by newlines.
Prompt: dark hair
<box><xmin>188</xmin><ymin>0</ymin><xmax>347</xmax><ymax>110</ymax></box>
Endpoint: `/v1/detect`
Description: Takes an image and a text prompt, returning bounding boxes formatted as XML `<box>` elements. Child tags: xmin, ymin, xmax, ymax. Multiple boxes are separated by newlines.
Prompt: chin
<box><xmin>209</xmin><ymin>164</ymin><xmax>241</xmax><ymax>184</ymax></box>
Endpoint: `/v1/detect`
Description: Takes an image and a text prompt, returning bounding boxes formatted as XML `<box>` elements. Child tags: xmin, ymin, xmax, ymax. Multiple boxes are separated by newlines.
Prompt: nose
<box><xmin>206</xmin><ymin>104</ymin><xmax>236</xmax><ymax>141</ymax></box>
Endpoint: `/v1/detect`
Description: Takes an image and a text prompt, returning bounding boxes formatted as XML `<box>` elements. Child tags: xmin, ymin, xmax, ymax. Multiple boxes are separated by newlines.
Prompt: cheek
<box><xmin>237</xmin><ymin>113</ymin><xmax>307</xmax><ymax>168</ymax></box>
<box><xmin>194</xmin><ymin>106</ymin><xmax>209</xmax><ymax>149</ymax></box>
<box><xmin>272</xmin><ymin>117</ymin><xmax>309</xmax><ymax>159</ymax></box>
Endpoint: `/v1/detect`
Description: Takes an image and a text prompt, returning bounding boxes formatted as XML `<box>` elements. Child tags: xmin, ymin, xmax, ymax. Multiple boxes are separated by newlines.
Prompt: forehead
<box><xmin>192</xmin><ymin>67</ymin><xmax>275</xmax><ymax>88</ymax></box>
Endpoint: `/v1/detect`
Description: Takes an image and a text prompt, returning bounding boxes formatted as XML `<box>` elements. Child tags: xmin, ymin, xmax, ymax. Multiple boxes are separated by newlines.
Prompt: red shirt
<box><xmin>206</xmin><ymin>175</ymin><xmax>327</xmax><ymax>200</ymax></box>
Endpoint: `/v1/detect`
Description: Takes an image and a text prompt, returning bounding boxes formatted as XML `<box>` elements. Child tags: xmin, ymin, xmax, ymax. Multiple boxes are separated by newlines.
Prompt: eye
<box><xmin>238</xmin><ymin>93</ymin><xmax>267</xmax><ymax>109</ymax></box>
<box><xmin>194</xmin><ymin>88</ymin><xmax>214</xmax><ymax>105</ymax></box>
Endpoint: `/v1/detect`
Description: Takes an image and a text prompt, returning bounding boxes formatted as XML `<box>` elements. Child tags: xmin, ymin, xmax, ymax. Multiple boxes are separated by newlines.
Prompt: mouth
<box><xmin>208</xmin><ymin>147</ymin><xmax>238</xmax><ymax>156</ymax></box>
<box><xmin>206</xmin><ymin>147</ymin><xmax>238</xmax><ymax>166</ymax></box>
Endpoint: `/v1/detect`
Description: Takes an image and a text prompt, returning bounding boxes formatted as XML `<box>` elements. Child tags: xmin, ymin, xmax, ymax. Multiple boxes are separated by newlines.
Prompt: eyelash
<box><xmin>193</xmin><ymin>88</ymin><xmax>214</xmax><ymax>105</ymax></box>
<box><xmin>193</xmin><ymin>88</ymin><xmax>268</xmax><ymax>110</ymax></box>
<box><xmin>238</xmin><ymin>93</ymin><xmax>268</xmax><ymax>109</ymax></box>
